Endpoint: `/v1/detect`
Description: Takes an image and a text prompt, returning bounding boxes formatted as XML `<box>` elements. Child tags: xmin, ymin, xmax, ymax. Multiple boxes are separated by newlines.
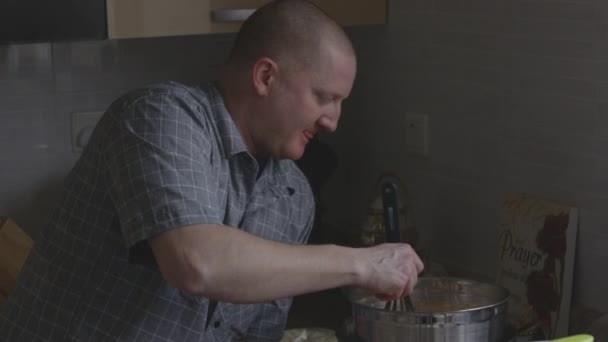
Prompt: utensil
<box><xmin>381</xmin><ymin>181</ymin><xmax>415</xmax><ymax>312</ymax></box>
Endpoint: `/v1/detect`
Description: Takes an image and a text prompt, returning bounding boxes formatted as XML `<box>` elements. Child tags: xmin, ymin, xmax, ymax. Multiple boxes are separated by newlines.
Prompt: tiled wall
<box><xmin>1</xmin><ymin>0</ymin><xmax>607</xmax><ymax>317</ymax></box>
<box><xmin>322</xmin><ymin>0</ymin><xmax>608</xmax><ymax>314</ymax></box>
<box><xmin>0</xmin><ymin>34</ymin><xmax>235</xmax><ymax>239</ymax></box>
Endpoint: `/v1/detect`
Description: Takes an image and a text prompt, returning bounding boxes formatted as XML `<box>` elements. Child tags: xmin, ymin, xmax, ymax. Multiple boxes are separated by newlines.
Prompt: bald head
<box><xmin>227</xmin><ymin>0</ymin><xmax>354</xmax><ymax>72</ymax></box>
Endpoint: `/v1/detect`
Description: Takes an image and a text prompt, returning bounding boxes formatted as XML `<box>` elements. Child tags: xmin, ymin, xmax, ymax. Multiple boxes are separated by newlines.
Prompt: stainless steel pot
<box><xmin>348</xmin><ymin>277</ymin><xmax>510</xmax><ymax>342</ymax></box>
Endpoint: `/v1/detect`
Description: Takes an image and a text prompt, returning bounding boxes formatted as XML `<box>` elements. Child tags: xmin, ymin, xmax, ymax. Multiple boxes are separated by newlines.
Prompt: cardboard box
<box><xmin>0</xmin><ymin>217</ymin><xmax>33</xmax><ymax>307</ymax></box>
<box><xmin>496</xmin><ymin>193</ymin><xmax>578</xmax><ymax>338</ymax></box>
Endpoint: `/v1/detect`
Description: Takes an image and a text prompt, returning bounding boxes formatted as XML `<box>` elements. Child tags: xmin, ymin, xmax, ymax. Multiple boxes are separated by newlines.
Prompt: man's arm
<box><xmin>149</xmin><ymin>223</ymin><xmax>423</xmax><ymax>303</ymax></box>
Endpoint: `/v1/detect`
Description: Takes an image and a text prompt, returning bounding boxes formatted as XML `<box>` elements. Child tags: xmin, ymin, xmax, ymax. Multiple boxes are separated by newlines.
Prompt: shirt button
<box><xmin>213</xmin><ymin>320</ymin><xmax>221</xmax><ymax>328</ymax></box>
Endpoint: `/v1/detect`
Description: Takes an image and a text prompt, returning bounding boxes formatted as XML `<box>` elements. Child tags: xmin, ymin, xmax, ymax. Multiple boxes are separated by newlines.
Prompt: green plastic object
<box><xmin>551</xmin><ymin>334</ymin><xmax>594</xmax><ymax>342</ymax></box>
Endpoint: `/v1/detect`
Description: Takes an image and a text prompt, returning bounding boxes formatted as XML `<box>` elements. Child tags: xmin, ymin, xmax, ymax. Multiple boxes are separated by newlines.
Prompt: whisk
<box><xmin>385</xmin><ymin>295</ymin><xmax>416</xmax><ymax>312</ymax></box>
<box><xmin>381</xmin><ymin>181</ymin><xmax>416</xmax><ymax>313</ymax></box>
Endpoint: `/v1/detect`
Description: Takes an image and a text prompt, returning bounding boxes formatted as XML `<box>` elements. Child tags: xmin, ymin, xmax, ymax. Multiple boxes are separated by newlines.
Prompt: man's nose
<box><xmin>317</xmin><ymin>114</ymin><xmax>339</xmax><ymax>132</ymax></box>
<box><xmin>318</xmin><ymin>104</ymin><xmax>341</xmax><ymax>132</ymax></box>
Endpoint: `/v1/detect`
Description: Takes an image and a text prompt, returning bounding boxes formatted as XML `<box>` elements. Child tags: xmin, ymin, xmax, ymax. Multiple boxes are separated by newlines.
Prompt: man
<box><xmin>0</xmin><ymin>0</ymin><xmax>423</xmax><ymax>341</ymax></box>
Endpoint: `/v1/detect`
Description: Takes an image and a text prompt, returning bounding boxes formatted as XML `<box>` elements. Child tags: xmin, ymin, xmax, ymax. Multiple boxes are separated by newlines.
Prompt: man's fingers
<box><xmin>375</xmin><ymin>293</ymin><xmax>396</xmax><ymax>301</ymax></box>
<box><xmin>406</xmin><ymin>268</ymin><xmax>418</xmax><ymax>295</ymax></box>
<box><xmin>407</xmin><ymin>246</ymin><xmax>424</xmax><ymax>274</ymax></box>
<box><xmin>415</xmin><ymin>254</ymin><xmax>424</xmax><ymax>273</ymax></box>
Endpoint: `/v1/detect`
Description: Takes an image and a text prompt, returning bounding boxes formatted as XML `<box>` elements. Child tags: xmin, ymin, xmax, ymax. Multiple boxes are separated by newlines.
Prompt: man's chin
<box><xmin>278</xmin><ymin>147</ymin><xmax>305</xmax><ymax>160</ymax></box>
<box><xmin>278</xmin><ymin>153</ymin><xmax>304</xmax><ymax>161</ymax></box>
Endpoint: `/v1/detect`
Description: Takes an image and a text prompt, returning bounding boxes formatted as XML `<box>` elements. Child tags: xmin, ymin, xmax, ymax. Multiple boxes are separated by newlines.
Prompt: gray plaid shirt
<box><xmin>0</xmin><ymin>82</ymin><xmax>315</xmax><ymax>341</ymax></box>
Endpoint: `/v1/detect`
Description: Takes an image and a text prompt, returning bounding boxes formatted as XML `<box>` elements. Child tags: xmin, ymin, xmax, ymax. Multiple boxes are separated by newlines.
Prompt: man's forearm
<box><xmin>150</xmin><ymin>223</ymin><xmax>364</xmax><ymax>303</ymax></box>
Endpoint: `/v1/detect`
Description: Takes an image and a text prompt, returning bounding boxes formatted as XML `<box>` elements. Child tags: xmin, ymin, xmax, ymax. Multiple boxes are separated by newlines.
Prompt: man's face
<box><xmin>253</xmin><ymin>43</ymin><xmax>357</xmax><ymax>160</ymax></box>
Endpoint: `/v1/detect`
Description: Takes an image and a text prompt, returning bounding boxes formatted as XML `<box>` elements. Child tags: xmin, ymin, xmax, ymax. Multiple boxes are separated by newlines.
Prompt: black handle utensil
<box><xmin>381</xmin><ymin>181</ymin><xmax>401</xmax><ymax>244</ymax></box>
<box><xmin>381</xmin><ymin>181</ymin><xmax>416</xmax><ymax>313</ymax></box>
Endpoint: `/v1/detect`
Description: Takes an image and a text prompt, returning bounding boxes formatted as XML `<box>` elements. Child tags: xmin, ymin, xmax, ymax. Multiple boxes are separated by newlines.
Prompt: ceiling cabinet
<box><xmin>106</xmin><ymin>0</ymin><xmax>386</xmax><ymax>39</ymax></box>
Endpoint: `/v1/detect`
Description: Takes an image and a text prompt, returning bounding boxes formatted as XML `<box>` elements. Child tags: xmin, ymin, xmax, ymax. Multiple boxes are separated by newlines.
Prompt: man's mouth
<box><xmin>303</xmin><ymin>131</ymin><xmax>315</xmax><ymax>142</ymax></box>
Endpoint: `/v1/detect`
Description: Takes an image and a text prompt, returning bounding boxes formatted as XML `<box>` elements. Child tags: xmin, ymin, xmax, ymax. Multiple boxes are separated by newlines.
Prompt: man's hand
<box><xmin>357</xmin><ymin>243</ymin><xmax>424</xmax><ymax>301</ymax></box>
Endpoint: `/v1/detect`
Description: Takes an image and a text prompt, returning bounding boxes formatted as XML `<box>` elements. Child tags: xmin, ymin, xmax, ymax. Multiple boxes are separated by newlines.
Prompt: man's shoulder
<box><xmin>119</xmin><ymin>81</ymin><xmax>210</xmax><ymax>104</ymax></box>
<box><xmin>105</xmin><ymin>81</ymin><xmax>218</xmax><ymax>124</ymax></box>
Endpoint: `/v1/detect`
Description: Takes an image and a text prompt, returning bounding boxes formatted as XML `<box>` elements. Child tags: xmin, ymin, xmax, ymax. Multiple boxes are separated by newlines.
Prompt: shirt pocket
<box><xmin>239</xmin><ymin>184</ymin><xmax>297</xmax><ymax>242</ymax></box>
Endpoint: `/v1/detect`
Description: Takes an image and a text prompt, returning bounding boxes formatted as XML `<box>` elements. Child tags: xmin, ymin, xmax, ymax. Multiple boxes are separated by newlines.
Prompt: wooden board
<box><xmin>107</xmin><ymin>0</ymin><xmax>386</xmax><ymax>38</ymax></box>
<box><xmin>0</xmin><ymin>218</ymin><xmax>33</xmax><ymax>303</ymax></box>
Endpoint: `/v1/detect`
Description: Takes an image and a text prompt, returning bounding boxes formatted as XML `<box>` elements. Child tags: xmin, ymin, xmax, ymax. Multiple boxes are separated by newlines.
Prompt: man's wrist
<box><xmin>337</xmin><ymin>245</ymin><xmax>367</xmax><ymax>288</ymax></box>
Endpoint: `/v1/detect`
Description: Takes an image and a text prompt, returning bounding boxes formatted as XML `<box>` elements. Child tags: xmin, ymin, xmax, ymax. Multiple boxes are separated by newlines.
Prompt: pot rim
<box><xmin>346</xmin><ymin>276</ymin><xmax>510</xmax><ymax>324</ymax></box>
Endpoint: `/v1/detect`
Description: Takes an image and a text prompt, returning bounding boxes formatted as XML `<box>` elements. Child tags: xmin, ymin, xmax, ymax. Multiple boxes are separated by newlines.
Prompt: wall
<box><xmin>322</xmin><ymin>0</ymin><xmax>608</xmax><ymax>315</ymax></box>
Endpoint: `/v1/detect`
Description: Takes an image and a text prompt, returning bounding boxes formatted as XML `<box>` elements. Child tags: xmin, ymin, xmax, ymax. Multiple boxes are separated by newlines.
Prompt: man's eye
<box><xmin>316</xmin><ymin>93</ymin><xmax>333</xmax><ymax>104</ymax></box>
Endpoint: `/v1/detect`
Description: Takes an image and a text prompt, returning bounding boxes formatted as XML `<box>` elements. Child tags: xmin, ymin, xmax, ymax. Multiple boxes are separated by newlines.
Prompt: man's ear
<box><xmin>251</xmin><ymin>57</ymin><xmax>277</xmax><ymax>96</ymax></box>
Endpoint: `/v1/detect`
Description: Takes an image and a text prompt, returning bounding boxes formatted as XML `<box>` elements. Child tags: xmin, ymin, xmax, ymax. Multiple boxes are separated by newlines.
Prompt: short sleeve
<box><xmin>102</xmin><ymin>89</ymin><xmax>222</xmax><ymax>248</ymax></box>
<box><xmin>245</xmin><ymin>298</ymin><xmax>292</xmax><ymax>341</ymax></box>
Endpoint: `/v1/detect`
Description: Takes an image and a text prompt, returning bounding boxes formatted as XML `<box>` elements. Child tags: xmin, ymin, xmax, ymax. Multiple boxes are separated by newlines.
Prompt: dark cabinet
<box><xmin>0</xmin><ymin>0</ymin><xmax>107</xmax><ymax>44</ymax></box>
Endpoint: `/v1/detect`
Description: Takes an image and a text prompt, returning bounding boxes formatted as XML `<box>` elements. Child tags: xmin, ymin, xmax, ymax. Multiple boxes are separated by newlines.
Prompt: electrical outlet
<box><xmin>405</xmin><ymin>113</ymin><xmax>429</xmax><ymax>156</ymax></box>
<box><xmin>71</xmin><ymin>111</ymin><xmax>104</xmax><ymax>152</ymax></box>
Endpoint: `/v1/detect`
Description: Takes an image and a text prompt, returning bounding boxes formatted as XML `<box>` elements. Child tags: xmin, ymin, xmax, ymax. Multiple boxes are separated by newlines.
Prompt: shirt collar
<box><xmin>206</xmin><ymin>82</ymin><xmax>249</xmax><ymax>159</ymax></box>
<box><xmin>204</xmin><ymin>83</ymin><xmax>288</xmax><ymax>190</ymax></box>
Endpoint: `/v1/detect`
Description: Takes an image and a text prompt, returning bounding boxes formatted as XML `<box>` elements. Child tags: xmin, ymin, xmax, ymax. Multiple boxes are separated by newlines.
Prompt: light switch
<box><xmin>405</xmin><ymin>113</ymin><xmax>428</xmax><ymax>156</ymax></box>
<box><xmin>71</xmin><ymin>111</ymin><xmax>104</xmax><ymax>152</ymax></box>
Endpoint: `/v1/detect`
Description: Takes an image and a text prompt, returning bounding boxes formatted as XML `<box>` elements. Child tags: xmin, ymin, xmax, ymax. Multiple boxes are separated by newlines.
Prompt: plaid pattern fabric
<box><xmin>0</xmin><ymin>82</ymin><xmax>315</xmax><ymax>341</ymax></box>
